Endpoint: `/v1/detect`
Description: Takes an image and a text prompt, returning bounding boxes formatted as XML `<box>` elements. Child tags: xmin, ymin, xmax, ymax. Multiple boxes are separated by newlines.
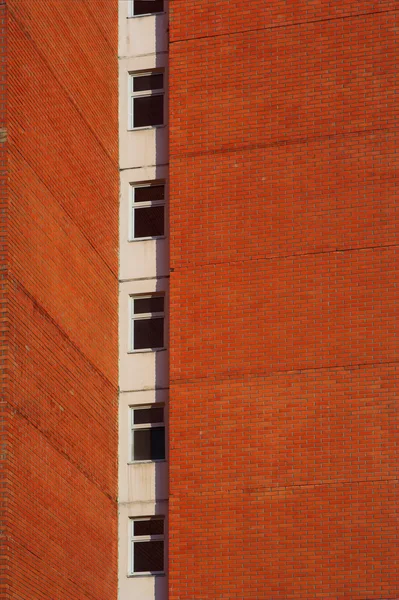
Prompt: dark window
<box><xmin>132</xmin><ymin>405</ymin><xmax>165</xmax><ymax>461</ymax></box>
<box><xmin>135</xmin><ymin>185</ymin><xmax>164</xmax><ymax>203</ymax></box>
<box><xmin>134</xmin><ymin>206</ymin><xmax>164</xmax><ymax>238</ymax></box>
<box><xmin>132</xmin><ymin>183</ymin><xmax>165</xmax><ymax>239</ymax></box>
<box><xmin>134</xmin><ymin>541</ymin><xmax>164</xmax><ymax>573</ymax></box>
<box><xmin>131</xmin><ymin>295</ymin><xmax>165</xmax><ymax>351</ymax></box>
<box><xmin>134</xmin><ymin>406</ymin><xmax>164</xmax><ymax>425</ymax></box>
<box><xmin>131</xmin><ymin>517</ymin><xmax>165</xmax><ymax>574</ymax></box>
<box><xmin>134</xmin><ymin>315</ymin><xmax>163</xmax><ymax>349</ymax></box>
<box><xmin>133</xmin><ymin>0</ymin><xmax>164</xmax><ymax>16</ymax></box>
<box><xmin>133</xmin><ymin>73</ymin><xmax>163</xmax><ymax>93</ymax></box>
<box><xmin>133</xmin><ymin>428</ymin><xmax>165</xmax><ymax>460</ymax></box>
<box><xmin>134</xmin><ymin>519</ymin><xmax>164</xmax><ymax>537</ymax></box>
<box><xmin>130</xmin><ymin>72</ymin><xmax>164</xmax><ymax>128</ymax></box>
<box><xmin>134</xmin><ymin>296</ymin><xmax>164</xmax><ymax>314</ymax></box>
<box><xmin>133</xmin><ymin>95</ymin><xmax>163</xmax><ymax>128</ymax></box>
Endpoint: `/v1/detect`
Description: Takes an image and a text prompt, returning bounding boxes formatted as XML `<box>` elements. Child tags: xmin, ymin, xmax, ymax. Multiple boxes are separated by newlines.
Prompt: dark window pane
<box><xmin>134</xmin><ymin>541</ymin><xmax>164</xmax><ymax>573</ymax></box>
<box><xmin>133</xmin><ymin>73</ymin><xmax>163</xmax><ymax>93</ymax></box>
<box><xmin>134</xmin><ymin>185</ymin><xmax>164</xmax><ymax>203</ymax></box>
<box><xmin>133</xmin><ymin>427</ymin><xmax>165</xmax><ymax>461</ymax></box>
<box><xmin>134</xmin><ymin>317</ymin><xmax>164</xmax><ymax>349</ymax></box>
<box><xmin>152</xmin><ymin>427</ymin><xmax>166</xmax><ymax>460</ymax></box>
<box><xmin>134</xmin><ymin>406</ymin><xmax>164</xmax><ymax>425</ymax></box>
<box><xmin>134</xmin><ymin>95</ymin><xmax>163</xmax><ymax>127</ymax></box>
<box><xmin>134</xmin><ymin>519</ymin><xmax>164</xmax><ymax>536</ymax></box>
<box><xmin>134</xmin><ymin>0</ymin><xmax>164</xmax><ymax>16</ymax></box>
<box><xmin>134</xmin><ymin>206</ymin><xmax>164</xmax><ymax>238</ymax></box>
<box><xmin>134</xmin><ymin>429</ymin><xmax>151</xmax><ymax>460</ymax></box>
<box><xmin>134</xmin><ymin>297</ymin><xmax>164</xmax><ymax>315</ymax></box>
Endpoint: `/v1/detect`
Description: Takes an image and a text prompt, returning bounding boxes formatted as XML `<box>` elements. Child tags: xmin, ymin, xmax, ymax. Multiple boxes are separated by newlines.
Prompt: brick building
<box><xmin>0</xmin><ymin>0</ymin><xmax>396</xmax><ymax>599</ymax></box>
<box><xmin>0</xmin><ymin>0</ymin><xmax>119</xmax><ymax>598</ymax></box>
<box><xmin>167</xmin><ymin>3</ymin><xmax>398</xmax><ymax>599</ymax></box>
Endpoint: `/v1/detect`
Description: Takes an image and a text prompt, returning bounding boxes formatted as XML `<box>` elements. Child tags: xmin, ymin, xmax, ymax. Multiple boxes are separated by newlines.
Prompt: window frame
<box><xmin>129</xmin><ymin>181</ymin><xmax>166</xmax><ymax>242</ymax></box>
<box><xmin>129</xmin><ymin>294</ymin><xmax>166</xmax><ymax>353</ymax></box>
<box><xmin>129</xmin><ymin>516</ymin><xmax>165</xmax><ymax>576</ymax></box>
<box><xmin>130</xmin><ymin>404</ymin><xmax>166</xmax><ymax>463</ymax></box>
<box><xmin>128</xmin><ymin>70</ymin><xmax>165</xmax><ymax>130</ymax></box>
<box><xmin>128</xmin><ymin>0</ymin><xmax>165</xmax><ymax>18</ymax></box>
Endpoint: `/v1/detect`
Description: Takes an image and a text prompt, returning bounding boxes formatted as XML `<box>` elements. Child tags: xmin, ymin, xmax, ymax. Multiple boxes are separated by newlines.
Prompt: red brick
<box><xmin>0</xmin><ymin>1</ymin><xmax>119</xmax><ymax>598</ymax></box>
<box><xmin>169</xmin><ymin>5</ymin><xmax>398</xmax><ymax>599</ymax></box>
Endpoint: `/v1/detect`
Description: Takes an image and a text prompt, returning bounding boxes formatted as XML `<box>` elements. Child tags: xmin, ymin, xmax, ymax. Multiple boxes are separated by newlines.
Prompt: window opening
<box><xmin>130</xmin><ymin>295</ymin><xmax>165</xmax><ymax>351</ymax></box>
<box><xmin>131</xmin><ymin>405</ymin><xmax>165</xmax><ymax>461</ymax></box>
<box><xmin>130</xmin><ymin>517</ymin><xmax>165</xmax><ymax>574</ymax></box>
<box><xmin>129</xmin><ymin>71</ymin><xmax>164</xmax><ymax>129</ymax></box>
<box><xmin>131</xmin><ymin>182</ymin><xmax>165</xmax><ymax>239</ymax></box>
<box><xmin>129</xmin><ymin>0</ymin><xmax>164</xmax><ymax>17</ymax></box>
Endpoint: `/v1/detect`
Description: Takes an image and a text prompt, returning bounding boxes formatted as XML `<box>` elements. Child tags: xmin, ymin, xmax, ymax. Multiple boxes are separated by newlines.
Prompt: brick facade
<box><xmin>1</xmin><ymin>1</ymin><xmax>119</xmax><ymax>598</ymax></box>
<box><xmin>0</xmin><ymin>2</ymin><xmax>8</xmax><ymax>595</ymax></box>
<box><xmin>169</xmin><ymin>2</ymin><xmax>398</xmax><ymax>599</ymax></box>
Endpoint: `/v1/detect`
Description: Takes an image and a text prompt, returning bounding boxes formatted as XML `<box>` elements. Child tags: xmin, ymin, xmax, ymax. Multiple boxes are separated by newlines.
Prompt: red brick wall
<box><xmin>169</xmin><ymin>2</ymin><xmax>398</xmax><ymax>599</ymax></box>
<box><xmin>3</xmin><ymin>1</ymin><xmax>118</xmax><ymax>598</ymax></box>
<box><xmin>0</xmin><ymin>2</ymin><xmax>9</xmax><ymax>596</ymax></box>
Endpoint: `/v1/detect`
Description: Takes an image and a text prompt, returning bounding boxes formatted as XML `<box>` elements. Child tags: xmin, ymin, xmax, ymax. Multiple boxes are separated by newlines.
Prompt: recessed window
<box><xmin>131</xmin><ymin>295</ymin><xmax>165</xmax><ymax>351</ymax></box>
<box><xmin>131</xmin><ymin>405</ymin><xmax>165</xmax><ymax>461</ymax></box>
<box><xmin>129</xmin><ymin>0</ymin><xmax>164</xmax><ymax>16</ymax></box>
<box><xmin>129</xmin><ymin>72</ymin><xmax>164</xmax><ymax>129</ymax></box>
<box><xmin>131</xmin><ymin>182</ymin><xmax>165</xmax><ymax>239</ymax></box>
<box><xmin>130</xmin><ymin>517</ymin><xmax>165</xmax><ymax>575</ymax></box>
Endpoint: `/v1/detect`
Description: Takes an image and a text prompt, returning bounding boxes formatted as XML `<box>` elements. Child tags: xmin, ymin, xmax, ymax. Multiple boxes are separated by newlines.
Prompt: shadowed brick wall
<box><xmin>169</xmin><ymin>2</ymin><xmax>398</xmax><ymax>598</ymax></box>
<box><xmin>1</xmin><ymin>1</ymin><xmax>118</xmax><ymax>598</ymax></box>
<box><xmin>0</xmin><ymin>2</ymin><xmax>8</xmax><ymax>595</ymax></box>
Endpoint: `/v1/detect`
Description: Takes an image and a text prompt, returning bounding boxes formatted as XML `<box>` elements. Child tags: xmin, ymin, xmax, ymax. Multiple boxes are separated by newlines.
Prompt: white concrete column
<box><xmin>118</xmin><ymin>2</ymin><xmax>169</xmax><ymax>598</ymax></box>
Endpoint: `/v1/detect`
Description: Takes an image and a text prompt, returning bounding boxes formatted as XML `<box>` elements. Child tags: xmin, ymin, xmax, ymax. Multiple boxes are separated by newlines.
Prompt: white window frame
<box><xmin>130</xmin><ymin>294</ymin><xmax>165</xmax><ymax>352</ymax></box>
<box><xmin>129</xmin><ymin>181</ymin><xmax>166</xmax><ymax>241</ymax></box>
<box><xmin>130</xmin><ymin>516</ymin><xmax>165</xmax><ymax>576</ymax></box>
<box><xmin>128</xmin><ymin>71</ymin><xmax>164</xmax><ymax>130</ymax></box>
<box><xmin>128</xmin><ymin>0</ymin><xmax>165</xmax><ymax>18</ymax></box>
<box><xmin>130</xmin><ymin>404</ymin><xmax>166</xmax><ymax>463</ymax></box>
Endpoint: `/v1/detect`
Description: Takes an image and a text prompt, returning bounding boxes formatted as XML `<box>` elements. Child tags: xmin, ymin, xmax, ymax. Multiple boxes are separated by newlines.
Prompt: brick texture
<box><xmin>1</xmin><ymin>1</ymin><xmax>119</xmax><ymax>598</ymax></box>
<box><xmin>169</xmin><ymin>3</ymin><xmax>398</xmax><ymax>599</ymax></box>
<box><xmin>0</xmin><ymin>2</ymin><xmax>9</xmax><ymax>596</ymax></box>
